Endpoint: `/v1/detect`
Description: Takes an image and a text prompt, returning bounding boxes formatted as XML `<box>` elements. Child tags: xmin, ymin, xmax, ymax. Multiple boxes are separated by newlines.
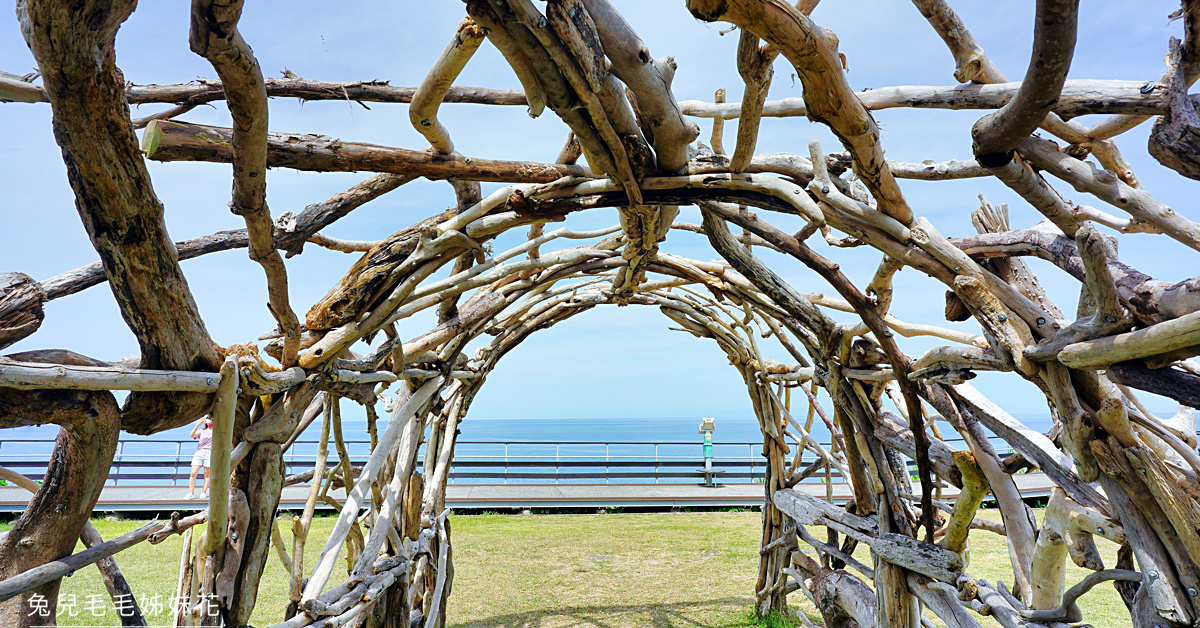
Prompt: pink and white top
<box><xmin>196</xmin><ymin>427</ymin><xmax>213</xmax><ymax>451</ymax></box>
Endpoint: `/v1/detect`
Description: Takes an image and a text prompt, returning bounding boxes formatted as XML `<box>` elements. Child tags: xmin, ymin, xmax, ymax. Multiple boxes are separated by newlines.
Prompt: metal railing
<box><xmin>0</xmin><ymin>437</ymin><xmax>776</xmax><ymax>486</ymax></box>
<box><xmin>0</xmin><ymin>432</ymin><xmax>1042</xmax><ymax>487</ymax></box>
<box><xmin>444</xmin><ymin>440</ymin><xmax>767</xmax><ymax>484</ymax></box>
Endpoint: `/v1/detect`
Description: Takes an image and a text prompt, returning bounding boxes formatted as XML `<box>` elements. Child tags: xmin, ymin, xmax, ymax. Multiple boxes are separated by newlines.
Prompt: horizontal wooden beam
<box><xmin>0</xmin><ymin>360</ymin><xmax>221</xmax><ymax>392</ymax></box>
<box><xmin>0</xmin><ymin>359</ymin><xmax>458</xmax><ymax>394</ymax></box>
<box><xmin>3</xmin><ymin>75</ymin><xmax>526</xmax><ymax>106</ymax></box>
<box><xmin>142</xmin><ymin>120</ymin><xmax>592</xmax><ymax>183</ymax></box>
<box><xmin>7</xmin><ymin>75</ymin><xmax>1181</xmax><ymax>131</ymax></box>
<box><xmin>1058</xmin><ymin>310</ymin><xmax>1200</xmax><ymax>369</ymax></box>
<box><xmin>679</xmin><ymin>79</ymin><xmax>1175</xmax><ymax>120</ymax></box>
<box><xmin>773</xmin><ymin>488</ymin><xmax>964</xmax><ymax>584</ymax></box>
<box><xmin>1107</xmin><ymin>361</ymin><xmax>1200</xmax><ymax>409</ymax></box>
<box><xmin>7</xmin><ymin>75</ymin><xmax>1173</xmax><ymax>121</ymax></box>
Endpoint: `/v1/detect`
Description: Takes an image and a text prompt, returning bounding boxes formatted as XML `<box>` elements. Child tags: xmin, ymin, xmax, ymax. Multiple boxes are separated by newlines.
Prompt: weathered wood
<box><xmin>774</xmin><ymin>489</ymin><xmax>963</xmax><ymax>584</ymax></box>
<box><xmin>242</xmin><ymin>375</ymin><xmax>323</xmax><ymax>443</ymax></box>
<box><xmin>911</xmin><ymin>0</ymin><xmax>1004</xmax><ymax>83</ymax></box>
<box><xmin>1031</xmin><ymin>487</ymin><xmax>1125</xmax><ymax>612</ymax></box>
<box><xmin>1057</xmin><ymin>309</ymin><xmax>1200</xmax><ymax>369</ymax></box>
<box><xmin>191</xmin><ymin>0</ymin><xmax>303</xmax><ymax>367</ymax></box>
<box><xmin>20</xmin><ymin>0</ymin><xmax>223</xmax><ymax>436</ymax></box>
<box><xmin>729</xmin><ymin>32</ymin><xmax>776</xmax><ymax>174</ymax></box>
<box><xmin>1022</xmin><ymin>568</ymin><xmax>1142</xmax><ymax>622</ymax></box>
<box><xmin>950</xmin><ymin>383</ymin><xmax>1109</xmax><ymax>513</ymax></box>
<box><xmin>1150</xmin><ymin>38</ymin><xmax>1200</xmax><ymax>180</ymax></box>
<box><xmin>410</xmin><ymin>18</ymin><xmax>485</xmax><ymax>156</ymax></box>
<box><xmin>9</xmin><ymin>3</ymin><xmax>1200</xmax><ymax>627</ymax></box>
<box><xmin>11</xmin><ymin>74</ymin><xmax>528</xmax><ymax>106</ymax></box>
<box><xmin>907</xmin><ymin>573</ymin><xmax>983</xmax><ymax>628</ymax></box>
<box><xmin>230</xmin><ymin>443</ymin><xmax>284</xmax><ymax>625</ymax></box>
<box><xmin>0</xmin><ymin>358</ymin><xmax>221</xmax><ymax>393</ymax></box>
<box><xmin>940</xmin><ymin>452</ymin><xmax>988</xmax><ymax>555</ymax></box>
<box><xmin>951</xmin><ymin>223</ymin><xmax>1200</xmax><ymax>326</ymax></box>
<box><xmin>302</xmin><ymin>378</ymin><xmax>441</xmax><ymax>603</ymax></box>
<box><xmin>874</xmin><ymin>412</ymin><xmax>961</xmax><ymax>488</ymax></box>
<box><xmin>0</xmin><ymin>467</ymin><xmax>147</xmax><ymax>626</ymax></box>
<box><xmin>348</xmin><ymin>395</ymin><xmax>425</xmax><ymax>582</ymax></box>
<box><xmin>173</xmin><ymin>527</ymin><xmax>194</xmax><ymax>628</ymax></box>
<box><xmin>970</xmin><ymin>0</ymin><xmax>1078</xmax><ymax>158</ymax></box>
<box><xmin>0</xmin><ymin>274</ymin><xmax>45</xmax><ymax>351</ymax></box>
<box><xmin>808</xmin><ymin>569</ymin><xmax>880</xmax><ymax>628</ymax></box>
<box><xmin>149</xmin><ymin>511</ymin><xmax>209</xmax><ymax>544</ymax></box>
<box><xmin>699</xmin><ymin>204</ymin><xmax>834</xmax><ymax>348</ymax></box>
<box><xmin>17</xmin><ymin>72</ymin><xmax>1184</xmax><ymax>119</ymax></box>
<box><xmin>1108</xmin><ymin>361</ymin><xmax>1200</xmax><ymax>409</ymax></box>
<box><xmin>213</xmin><ymin>488</ymin><xmax>250</xmax><ymax>610</ymax></box>
<box><xmin>39</xmin><ymin>172</ymin><xmax>417</xmax><ymax>302</ymax></box>
<box><xmin>466</xmin><ymin>0</ymin><xmax>645</xmax><ymax>205</ymax></box>
<box><xmin>203</xmin><ymin>358</ymin><xmax>239</xmax><ymax>556</ymax></box>
<box><xmin>582</xmin><ymin>0</ymin><xmax>698</xmax><ymax>172</ymax></box>
<box><xmin>680</xmin><ymin>79</ymin><xmax>1173</xmax><ymax>120</ymax></box>
<box><xmin>1021</xmin><ymin>135</ymin><xmax>1200</xmax><ymax>253</ymax></box>
<box><xmin>143</xmin><ymin>120</ymin><xmax>592</xmax><ymax>183</ymax></box>
<box><xmin>0</xmin><ymin>388</ymin><xmax>120</xmax><ymax>625</ymax></box>
<box><xmin>0</xmin><ymin>520</ymin><xmax>160</xmax><ymax>605</ymax></box>
<box><xmin>686</xmin><ymin>0</ymin><xmax>913</xmax><ymax>224</ymax></box>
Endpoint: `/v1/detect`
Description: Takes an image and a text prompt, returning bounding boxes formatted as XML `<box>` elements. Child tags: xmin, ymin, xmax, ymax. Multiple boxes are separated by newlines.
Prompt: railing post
<box><xmin>504</xmin><ymin>442</ymin><xmax>508</xmax><ymax>485</ymax></box>
<box><xmin>655</xmin><ymin>443</ymin><xmax>659</xmax><ymax>485</ymax></box>
<box><xmin>605</xmin><ymin>443</ymin><xmax>610</xmax><ymax>485</ymax></box>
<box><xmin>114</xmin><ymin>440</ymin><xmax>123</xmax><ymax>486</ymax></box>
<box><xmin>555</xmin><ymin>443</ymin><xmax>560</xmax><ymax>485</ymax></box>
<box><xmin>750</xmin><ymin>444</ymin><xmax>756</xmax><ymax>482</ymax></box>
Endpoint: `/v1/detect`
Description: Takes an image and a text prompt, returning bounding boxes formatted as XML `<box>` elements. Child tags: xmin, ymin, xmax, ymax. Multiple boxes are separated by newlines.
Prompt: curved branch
<box><xmin>1019</xmin><ymin>569</ymin><xmax>1141</xmax><ymax>622</ymax></box>
<box><xmin>410</xmin><ymin>17</ymin><xmax>486</xmax><ymax>155</ymax></box>
<box><xmin>191</xmin><ymin>0</ymin><xmax>302</xmax><ymax>366</ymax></box>
<box><xmin>685</xmin><ymin>0</ymin><xmax>913</xmax><ymax>224</ymax></box>
<box><xmin>582</xmin><ymin>0</ymin><xmax>699</xmax><ymax>172</ymax></box>
<box><xmin>971</xmin><ymin>0</ymin><xmax>1080</xmax><ymax>158</ymax></box>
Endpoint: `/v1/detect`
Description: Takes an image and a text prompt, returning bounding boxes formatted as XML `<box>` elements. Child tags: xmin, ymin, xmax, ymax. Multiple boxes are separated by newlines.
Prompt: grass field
<box><xmin>0</xmin><ymin>508</ymin><xmax>1129</xmax><ymax>627</ymax></box>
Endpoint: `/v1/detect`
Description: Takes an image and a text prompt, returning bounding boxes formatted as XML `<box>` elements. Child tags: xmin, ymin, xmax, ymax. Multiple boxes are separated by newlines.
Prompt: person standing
<box><xmin>185</xmin><ymin>417</ymin><xmax>214</xmax><ymax>500</ymax></box>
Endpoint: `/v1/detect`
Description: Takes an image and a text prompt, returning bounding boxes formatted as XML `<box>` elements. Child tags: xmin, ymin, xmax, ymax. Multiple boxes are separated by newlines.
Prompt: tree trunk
<box><xmin>19</xmin><ymin>0</ymin><xmax>222</xmax><ymax>435</ymax></box>
<box><xmin>0</xmin><ymin>389</ymin><xmax>119</xmax><ymax>627</ymax></box>
<box><xmin>229</xmin><ymin>442</ymin><xmax>285</xmax><ymax>626</ymax></box>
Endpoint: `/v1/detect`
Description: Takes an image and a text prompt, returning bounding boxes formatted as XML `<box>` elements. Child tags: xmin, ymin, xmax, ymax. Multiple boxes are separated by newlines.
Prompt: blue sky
<box><xmin>1</xmin><ymin>1</ymin><xmax>1195</xmax><ymax>433</ymax></box>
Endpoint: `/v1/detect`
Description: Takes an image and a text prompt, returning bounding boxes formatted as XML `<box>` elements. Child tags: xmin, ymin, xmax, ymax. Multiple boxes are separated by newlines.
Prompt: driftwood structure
<box><xmin>3</xmin><ymin>0</ymin><xmax>1200</xmax><ymax>626</ymax></box>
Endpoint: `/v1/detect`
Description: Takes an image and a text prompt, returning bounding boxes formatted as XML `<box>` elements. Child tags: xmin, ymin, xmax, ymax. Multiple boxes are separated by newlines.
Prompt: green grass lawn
<box><xmin>0</xmin><ymin>508</ymin><xmax>1130</xmax><ymax>627</ymax></box>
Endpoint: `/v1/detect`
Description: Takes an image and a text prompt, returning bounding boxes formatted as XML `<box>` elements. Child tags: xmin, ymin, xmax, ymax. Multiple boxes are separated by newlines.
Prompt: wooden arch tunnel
<box><xmin>3</xmin><ymin>0</ymin><xmax>1200</xmax><ymax>627</ymax></box>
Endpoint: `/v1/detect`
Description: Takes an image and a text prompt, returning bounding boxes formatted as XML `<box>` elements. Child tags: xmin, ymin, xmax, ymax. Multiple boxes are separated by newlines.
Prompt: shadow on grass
<box><xmin>451</xmin><ymin>597</ymin><xmax>762</xmax><ymax>628</ymax></box>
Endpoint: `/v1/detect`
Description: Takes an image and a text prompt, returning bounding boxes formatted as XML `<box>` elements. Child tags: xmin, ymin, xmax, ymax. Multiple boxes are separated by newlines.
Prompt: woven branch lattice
<box><xmin>3</xmin><ymin>1</ymin><xmax>1200</xmax><ymax>627</ymax></box>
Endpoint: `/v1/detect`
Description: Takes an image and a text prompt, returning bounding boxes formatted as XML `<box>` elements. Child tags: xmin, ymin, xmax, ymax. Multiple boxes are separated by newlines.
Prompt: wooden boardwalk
<box><xmin>0</xmin><ymin>473</ymin><xmax>1059</xmax><ymax>513</ymax></box>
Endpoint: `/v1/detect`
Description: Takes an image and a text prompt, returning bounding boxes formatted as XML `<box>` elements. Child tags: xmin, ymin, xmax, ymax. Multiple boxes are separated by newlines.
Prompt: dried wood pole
<box><xmin>4</xmin><ymin>1</ymin><xmax>1200</xmax><ymax>627</ymax></box>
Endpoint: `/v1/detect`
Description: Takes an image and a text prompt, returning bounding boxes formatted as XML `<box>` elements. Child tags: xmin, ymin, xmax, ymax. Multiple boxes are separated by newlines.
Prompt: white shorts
<box><xmin>192</xmin><ymin>448</ymin><xmax>212</xmax><ymax>468</ymax></box>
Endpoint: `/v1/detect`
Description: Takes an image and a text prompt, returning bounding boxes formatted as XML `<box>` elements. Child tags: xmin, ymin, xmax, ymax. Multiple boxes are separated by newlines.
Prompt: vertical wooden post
<box><xmin>203</xmin><ymin>357</ymin><xmax>239</xmax><ymax>556</ymax></box>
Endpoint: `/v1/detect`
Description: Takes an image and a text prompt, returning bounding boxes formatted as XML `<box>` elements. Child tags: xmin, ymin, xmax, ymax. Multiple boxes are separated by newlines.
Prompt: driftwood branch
<box><xmin>20</xmin><ymin>0</ymin><xmax>222</xmax><ymax>435</ymax></box>
<box><xmin>143</xmin><ymin>120</ymin><xmax>592</xmax><ymax>183</ymax></box>
<box><xmin>191</xmin><ymin>0</ymin><xmax>303</xmax><ymax>367</ymax></box>
<box><xmin>971</xmin><ymin>0</ymin><xmax>1079</xmax><ymax>158</ymax></box>
<box><xmin>8</xmin><ymin>3</ymin><xmax>1200</xmax><ymax>627</ymax></box>
<box><xmin>686</xmin><ymin>0</ymin><xmax>913</xmax><ymax>224</ymax></box>
<box><xmin>0</xmin><ymin>520</ymin><xmax>164</xmax><ymax>604</ymax></box>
